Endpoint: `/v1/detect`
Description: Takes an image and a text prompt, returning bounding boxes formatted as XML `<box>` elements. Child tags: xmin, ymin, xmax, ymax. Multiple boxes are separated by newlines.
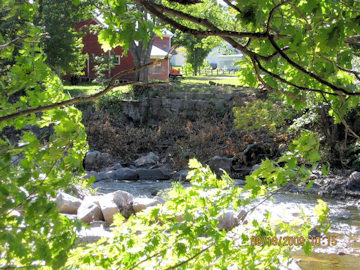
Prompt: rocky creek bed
<box><xmin>54</xmin><ymin>150</ymin><xmax>360</xmax><ymax>269</ymax></box>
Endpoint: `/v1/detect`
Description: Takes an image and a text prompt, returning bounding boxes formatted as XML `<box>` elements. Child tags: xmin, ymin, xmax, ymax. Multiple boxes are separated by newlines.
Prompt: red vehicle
<box><xmin>169</xmin><ymin>66</ymin><xmax>183</xmax><ymax>79</ymax></box>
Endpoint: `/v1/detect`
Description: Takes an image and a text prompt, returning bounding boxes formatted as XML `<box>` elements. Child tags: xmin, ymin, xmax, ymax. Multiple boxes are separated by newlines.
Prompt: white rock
<box><xmin>77</xmin><ymin>197</ymin><xmax>104</xmax><ymax>223</ymax></box>
<box><xmin>218</xmin><ymin>209</ymin><xmax>244</xmax><ymax>231</ymax></box>
<box><xmin>76</xmin><ymin>227</ymin><xmax>112</xmax><ymax>244</ymax></box>
<box><xmin>132</xmin><ymin>197</ymin><xmax>162</xmax><ymax>213</ymax></box>
<box><xmin>98</xmin><ymin>195</ymin><xmax>120</xmax><ymax>223</ymax></box>
<box><xmin>279</xmin><ymin>260</ymin><xmax>301</xmax><ymax>270</ymax></box>
<box><xmin>112</xmin><ymin>190</ymin><xmax>134</xmax><ymax>218</ymax></box>
<box><xmin>56</xmin><ymin>192</ymin><xmax>82</xmax><ymax>214</ymax></box>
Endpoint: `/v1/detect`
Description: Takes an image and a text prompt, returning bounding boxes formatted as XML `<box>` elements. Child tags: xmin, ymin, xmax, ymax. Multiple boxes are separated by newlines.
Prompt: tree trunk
<box><xmin>130</xmin><ymin>35</ymin><xmax>155</xmax><ymax>84</ymax></box>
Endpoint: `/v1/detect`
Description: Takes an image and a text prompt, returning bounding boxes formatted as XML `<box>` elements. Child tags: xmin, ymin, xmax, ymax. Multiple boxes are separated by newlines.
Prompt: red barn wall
<box><xmin>153</xmin><ymin>36</ymin><xmax>171</xmax><ymax>52</ymax></box>
<box><xmin>65</xmin><ymin>19</ymin><xmax>170</xmax><ymax>82</ymax></box>
<box><xmin>149</xmin><ymin>58</ymin><xmax>169</xmax><ymax>81</ymax></box>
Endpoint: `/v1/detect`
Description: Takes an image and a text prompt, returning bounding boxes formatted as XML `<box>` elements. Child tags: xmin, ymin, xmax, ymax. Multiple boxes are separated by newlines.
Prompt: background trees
<box><xmin>173</xmin><ymin>33</ymin><xmax>219</xmax><ymax>75</ymax></box>
<box><xmin>36</xmin><ymin>0</ymin><xmax>95</xmax><ymax>75</ymax></box>
<box><xmin>98</xmin><ymin>0</ymin><xmax>164</xmax><ymax>84</ymax></box>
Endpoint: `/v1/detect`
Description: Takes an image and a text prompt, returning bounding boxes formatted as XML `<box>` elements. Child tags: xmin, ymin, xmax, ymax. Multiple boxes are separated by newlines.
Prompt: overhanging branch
<box><xmin>0</xmin><ymin>59</ymin><xmax>168</xmax><ymax>123</ymax></box>
<box><xmin>268</xmin><ymin>35</ymin><xmax>360</xmax><ymax>96</ymax></box>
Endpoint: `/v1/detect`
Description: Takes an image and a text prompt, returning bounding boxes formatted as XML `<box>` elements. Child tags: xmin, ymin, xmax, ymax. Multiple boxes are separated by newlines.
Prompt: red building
<box><xmin>70</xmin><ymin>18</ymin><xmax>173</xmax><ymax>82</ymax></box>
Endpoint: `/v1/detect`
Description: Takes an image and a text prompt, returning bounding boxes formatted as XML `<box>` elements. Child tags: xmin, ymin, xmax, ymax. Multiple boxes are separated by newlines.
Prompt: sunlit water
<box><xmin>93</xmin><ymin>180</ymin><xmax>360</xmax><ymax>269</ymax></box>
<box><xmin>245</xmin><ymin>192</ymin><xmax>360</xmax><ymax>270</ymax></box>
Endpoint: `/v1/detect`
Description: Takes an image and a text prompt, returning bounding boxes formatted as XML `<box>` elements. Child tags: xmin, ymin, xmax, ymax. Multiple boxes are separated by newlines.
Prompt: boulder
<box><xmin>134</xmin><ymin>152</ymin><xmax>159</xmax><ymax>167</ymax></box>
<box><xmin>93</xmin><ymin>170</ymin><xmax>116</xmax><ymax>181</ymax></box>
<box><xmin>173</xmin><ymin>170</ymin><xmax>189</xmax><ymax>182</ymax></box>
<box><xmin>346</xmin><ymin>171</ymin><xmax>360</xmax><ymax>191</ymax></box>
<box><xmin>218</xmin><ymin>209</ymin><xmax>246</xmax><ymax>231</ymax></box>
<box><xmin>56</xmin><ymin>192</ymin><xmax>82</xmax><ymax>214</ymax></box>
<box><xmin>84</xmin><ymin>151</ymin><xmax>114</xmax><ymax>171</ymax></box>
<box><xmin>89</xmin><ymin>220</ymin><xmax>110</xmax><ymax>229</ymax></box>
<box><xmin>76</xmin><ymin>227</ymin><xmax>112</xmax><ymax>244</ymax></box>
<box><xmin>132</xmin><ymin>197</ymin><xmax>162</xmax><ymax>213</ymax></box>
<box><xmin>250</xmin><ymin>164</ymin><xmax>261</xmax><ymax>174</ymax></box>
<box><xmin>136</xmin><ymin>168</ymin><xmax>171</xmax><ymax>180</ymax></box>
<box><xmin>98</xmin><ymin>195</ymin><xmax>120</xmax><ymax>223</ymax></box>
<box><xmin>84</xmin><ymin>151</ymin><xmax>100</xmax><ymax>170</ymax></box>
<box><xmin>66</xmin><ymin>185</ymin><xmax>92</xmax><ymax>200</ymax></box>
<box><xmin>108</xmin><ymin>162</ymin><xmax>123</xmax><ymax>171</ymax></box>
<box><xmin>207</xmin><ymin>156</ymin><xmax>232</xmax><ymax>176</ymax></box>
<box><xmin>77</xmin><ymin>197</ymin><xmax>104</xmax><ymax>224</ymax></box>
<box><xmin>112</xmin><ymin>190</ymin><xmax>134</xmax><ymax>218</ymax></box>
<box><xmin>113</xmin><ymin>168</ymin><xmax>139</xmax><ymax>180</ymax></box>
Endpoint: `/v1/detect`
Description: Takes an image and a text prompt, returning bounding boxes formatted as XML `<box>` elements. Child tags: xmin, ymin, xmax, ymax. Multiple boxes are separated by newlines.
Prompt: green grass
<box><xmin>62</xmin><ymin>73</ymin><xmax>242</xmax><ymax>97</ymax></box>
<box><xmin>63</xmin><ymin>82</ymin><xmax>132</xmax><ymax>98</ymax></box>
<box><xmin>180</xmin><ymin>75</ymin><xmax>241</xmax><ymax>86</ymax></box>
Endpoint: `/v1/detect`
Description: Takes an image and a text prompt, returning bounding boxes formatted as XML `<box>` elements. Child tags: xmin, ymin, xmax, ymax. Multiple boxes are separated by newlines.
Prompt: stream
<box><xmin>92</xmin><ymin>179</ymin><xmax>360</xmax><ymax>270</ymax></box>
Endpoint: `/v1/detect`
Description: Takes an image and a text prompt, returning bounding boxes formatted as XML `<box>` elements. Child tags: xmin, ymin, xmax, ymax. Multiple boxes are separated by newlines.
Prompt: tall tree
<box><xmin>36</xmin><ymin>0</ymin><xmax>94</xmax><ymax>75</ymax></box>
<box><xmin>174</xmin><ymin>33</ymin><xmax>219</xmax><ymax>75</ymax></box>
<box><xmin>99</xmin><ymin>0</ymin><xmax>163</xmax><ymax>84</ymax></box>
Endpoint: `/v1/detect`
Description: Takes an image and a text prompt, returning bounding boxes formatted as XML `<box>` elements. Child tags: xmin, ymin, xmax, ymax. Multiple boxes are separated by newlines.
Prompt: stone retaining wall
<box><xmin>119</xmin><ymin>87</ymin><xmax>258</xmax><ymax>123</ymax></box>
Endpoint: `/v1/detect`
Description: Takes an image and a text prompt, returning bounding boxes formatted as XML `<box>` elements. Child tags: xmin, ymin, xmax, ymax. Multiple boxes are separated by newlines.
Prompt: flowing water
<box><xmin>245</xmin><ymin>192</ymin><xmax>360</xmax><ymax>270</ymax></box>
<box><xmin>92</xmin><ymin>180</ymin><xmax>360</xmax><ymax>269</ymax></box>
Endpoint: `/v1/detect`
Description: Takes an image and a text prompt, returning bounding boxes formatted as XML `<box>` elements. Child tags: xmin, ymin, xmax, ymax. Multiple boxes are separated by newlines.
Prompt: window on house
<box><xmin>112</xmin><ymin>55</ymin><xmax>121</xmax><ymax>65</ymax></box>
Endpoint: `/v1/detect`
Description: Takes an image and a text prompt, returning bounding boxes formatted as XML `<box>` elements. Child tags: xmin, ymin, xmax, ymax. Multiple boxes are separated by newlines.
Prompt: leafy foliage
<box><xmin>0</xmin><ymin>1</ymin><xmax>88</xmax><ymax>268</ymax></box>
<box><xmin>173</xmin><ymin>33</ymin><xmax>220</xmax><ymax>75</ymax></box>
<box><xmin>0</xmin><ymin>0</ymin><xmax>346</xmax><ymax>268</ymax></box>
<box><xmin>36</xmin><ymin>0</ymin><xmax>93</xmax><ymax>74</ymax></box>
<box><xmin>233</xmin><ymin>94</ymin><xmax>297</xmax><ymax>133</ymax></box>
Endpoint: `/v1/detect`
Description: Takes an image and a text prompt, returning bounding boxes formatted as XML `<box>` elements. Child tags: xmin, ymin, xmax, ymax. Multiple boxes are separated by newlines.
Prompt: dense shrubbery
<box><xmin>81</xmin><ymin>99</ymin><xmax>290</xmax><ymax>170</ymax></box>
<box><xmin>233</xmin><ymin>93</ymin><xmax>298</xmax><ymax>133</ymax></box>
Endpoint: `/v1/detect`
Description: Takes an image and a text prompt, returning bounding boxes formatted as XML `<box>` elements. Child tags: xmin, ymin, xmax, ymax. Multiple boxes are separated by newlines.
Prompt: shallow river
<box><xmin>92</xmin><ymin>180</ymin><xmax>360</xmax><ymax>269</ymax></box>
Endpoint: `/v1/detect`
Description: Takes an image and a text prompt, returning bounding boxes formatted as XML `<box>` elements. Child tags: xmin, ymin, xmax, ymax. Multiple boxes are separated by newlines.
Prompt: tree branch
<box><xmin>222</xmin><ymin>0</ymin><xmax>242</xmax><ymax>14</ymax></box>
<box><xmin>266</xmin><ymin>1</ymin><xmax>290</xmax><ymax>33</ymax></box>
<box><xmin>316</xmin><ymin>53</ymin><xmax>360</xmax><ymax>81</ymax></box>
<box><xmin>268</xmin><ymin>35</ymin><xmax>360</xmax><ymax>96</ymax></box>
<box><xmin>0</xmin><ymin>33</ymin><xmax>49</xmax><ymax>50</ymax></box>
<box><xmin>136</xmin><ymin>0</ymin><xmax>290</xmax><ymax>63</ymax></box>
<box><xmin>135</xmin><ymin>0</ymin><xmax>289</xmax><ymax>39</ymax></box>
<box><xmin>164</xmin><ymin>244</ymin><xmax>213</xmax><ymax>270</ymax></box>
<box><xmin>254</xmin><ymin>57</ymin><xmax>338</xmax><ymax>96</ymax></box>
<box><xmin>250</xmin><ymin>57</ymin><xmax>304</xmax><ymax>101</ymax></box>
<box><xmin>0</xmin><ymin>59</ymin><xmax>168</xmax><ymax>123</ymax></box>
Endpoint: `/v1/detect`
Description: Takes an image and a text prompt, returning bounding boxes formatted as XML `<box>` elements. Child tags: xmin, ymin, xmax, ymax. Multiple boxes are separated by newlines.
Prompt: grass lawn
<box><xmin>63</xmin><ymin>82</ymin><xmax>132</xmax><ymax>98</ymax></box>
<box><xmin>62</xmin><ymin>73</ymin><xmax>242</xmax><ymax>97</ymax></box>
<box><xmin>180</xmin><ymin>75</ymin><xmax>241</xmax><ymax>86</ymax></box>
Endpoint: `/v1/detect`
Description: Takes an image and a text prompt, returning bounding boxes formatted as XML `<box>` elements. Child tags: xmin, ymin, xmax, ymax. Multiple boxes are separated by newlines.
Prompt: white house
<box><xmin>170</xmin><ymin>42</ymin><xmax>243</xmax><ymax>69</ymax></box>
